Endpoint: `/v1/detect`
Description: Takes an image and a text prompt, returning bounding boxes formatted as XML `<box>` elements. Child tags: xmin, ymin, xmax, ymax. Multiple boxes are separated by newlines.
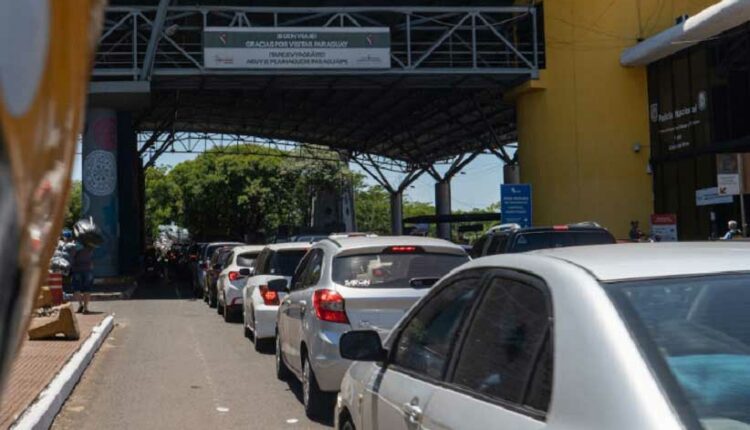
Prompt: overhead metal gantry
<box><xmin>91</xmin><ymin>1</ymin><xmax>543</xmax><ymax>238</ymax></box>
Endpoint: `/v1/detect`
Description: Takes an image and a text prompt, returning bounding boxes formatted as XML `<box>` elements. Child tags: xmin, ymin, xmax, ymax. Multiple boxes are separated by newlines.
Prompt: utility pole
<box><xmin>739</xmin><ymin>153</ymin><xmax>747</xmax><ymax>236</ymax></box>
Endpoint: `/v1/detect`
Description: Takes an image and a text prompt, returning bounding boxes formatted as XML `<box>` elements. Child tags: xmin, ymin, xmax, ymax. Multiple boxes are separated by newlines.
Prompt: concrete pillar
<box><xmin>116</xmin><ymin>112</ymin><xmax>140</xmax><ymax>275</ymax></box>
<box><xmin>390</xmin><ymin>190</ymin><xmax>403</xmax><ymax>235</ymax></box>
<box><xmin>82</xmin><ymin>108</ymin><xmax>120</xmax><ymax>276</ymax></box>
<box><xmin>504</xmin><ymin>164</ymin><xmax>520</xmax><ymax>184</ymax></box>
<box><xmin>435</xmin><ymin>180</ymin><xmax>451</xmax><ymax>240</ymax></box>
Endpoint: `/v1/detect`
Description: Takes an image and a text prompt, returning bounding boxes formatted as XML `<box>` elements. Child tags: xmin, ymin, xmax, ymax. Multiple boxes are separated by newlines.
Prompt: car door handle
<box><xmin>402</xmin><ymin>402</ymin><xmax>422</xmax><ymax>425</ymax></box>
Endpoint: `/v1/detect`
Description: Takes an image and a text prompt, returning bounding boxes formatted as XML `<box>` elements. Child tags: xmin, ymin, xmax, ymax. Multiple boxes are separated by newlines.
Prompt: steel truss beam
<box><xmin>93</xmin><ymin>5</ymin><xmax>541</xmax><ymax>78</ymax></box>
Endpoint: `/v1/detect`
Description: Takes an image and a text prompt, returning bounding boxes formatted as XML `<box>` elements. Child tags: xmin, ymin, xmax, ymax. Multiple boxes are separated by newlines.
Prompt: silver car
<box><xmin>274</xmin><ymin>236</ymin><xmax>469</xmax><ymax>418</ymax></box>
<box><xmin>336</xmin><ymin>243</ymin><xmax>750</xmax><ymax>430</ymax></box>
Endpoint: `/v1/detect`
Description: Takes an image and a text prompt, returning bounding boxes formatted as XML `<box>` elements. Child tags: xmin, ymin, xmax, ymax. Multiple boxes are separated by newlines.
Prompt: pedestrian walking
<box><xmin>70</xmin><ymin>218</ymin><xmax>103</xmax><ymax>313</ymax></box>
<box><xmin>70</xmin><ymin>240</ymin><xmax>94</xmax><ymax>313</ymax></box>
<box><xmin>721</xmin><ymin>220</ymin><xmax>742</xmax><ymax>240</ymax></box>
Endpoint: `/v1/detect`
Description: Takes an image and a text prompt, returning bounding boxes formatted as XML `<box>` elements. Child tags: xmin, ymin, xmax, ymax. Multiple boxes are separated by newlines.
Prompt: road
<box><xmin>52</xmin><ymin>279</ymin><xmax>332</xmax><ymax>430</ymax></box>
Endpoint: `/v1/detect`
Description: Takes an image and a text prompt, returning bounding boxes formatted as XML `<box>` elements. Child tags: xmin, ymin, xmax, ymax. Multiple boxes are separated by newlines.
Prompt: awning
<box><xmin>621</xmin><ymin>0</ymin><xmax>750</xmax><ymax>66</ymax></box>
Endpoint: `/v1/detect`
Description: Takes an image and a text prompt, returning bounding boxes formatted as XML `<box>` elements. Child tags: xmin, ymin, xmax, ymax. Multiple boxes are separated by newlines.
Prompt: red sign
<box><xmin>651</xmin><ymin>213</ymin><xmax>677</xmax><ymax>225</ymax></box>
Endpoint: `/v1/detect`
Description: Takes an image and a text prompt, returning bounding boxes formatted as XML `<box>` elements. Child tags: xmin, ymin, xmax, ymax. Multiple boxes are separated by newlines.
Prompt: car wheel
<box><xmin>341</xmin><ymin>418</ymin><xmax>355</xmax><ymax>430</ymax></box>
<box><xmin>243</xmin><ymin>311</ymin><xmax>252</xmax><ymax>338</ymax></box>
<box><xmin>223</xmin><ymin>303</ymin><xmax>231</xmax><ymax>322</ymax></box>
<box><xmin>303</xmin><ymin>355</ymin><xmax>327</xmax><ymax>418</ymax></box>
<box><xmin>252</xmin><ymin>313</ymin><xmax>265</xmax><ymax>351</ymax></box>
<box><xmin>275</xmin><ymin>335</ymin><xmax>291</xmax><ymax>381</ymax></box>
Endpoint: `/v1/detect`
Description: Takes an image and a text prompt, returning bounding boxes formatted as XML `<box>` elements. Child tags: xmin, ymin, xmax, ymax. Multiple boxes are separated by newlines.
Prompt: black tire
<box><xmin>244</xmin><ymin>324</ymin><xmax>252</xmax><ymax>339</ymax></box>
<box><xmin>209</xmin><ymin>292</ymin><xmax>217</xmax><ymax>308</ymax></box>
<box><xmin>303</xmin><ymin>355</ymin><xmax>328</xmax><ymax>419</ymax></box>
<box><xmin>217</xmin><ymin>300</ymin><xmax>223</xmax><ymax>315</ymax></box>
<box><xmin>275</xmin><ymin>335</ymin><xmax>292</xmax><ymax>381</ymax></box>
<box><xmin>223</xmin><ymin>303</ymin><xmax>232</xmax><ymax>322</ymax></box>
<box><xmin>341</xmin><ymin>418</ymin><xmax>355</xmax><ymax>430</ymax></box>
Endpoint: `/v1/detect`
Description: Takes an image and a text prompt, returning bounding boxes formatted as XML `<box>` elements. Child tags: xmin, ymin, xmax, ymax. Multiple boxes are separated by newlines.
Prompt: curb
<box><xmin>11</xmin><ymin>315</ymin><xmax>115</xmax><ymax>430</ymax></box>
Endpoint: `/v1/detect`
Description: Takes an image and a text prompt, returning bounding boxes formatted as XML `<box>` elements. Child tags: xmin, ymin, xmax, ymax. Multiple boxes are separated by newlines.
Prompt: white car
<box><xmin>216</xmin><ymin>245</ymin><xmax>265</xmax><ymax>322</ymax></box>
<box><xmin>275</xmin><ymin>236</ymin><xmax>469</xmax><ymax>418</ymax></box>
<box><xmin>337</xmin><ymin>243</ymin><xmax>750</xmax><ymax>430</ymax></box>
<box><xmin>242</xmin><ymin>242</ymin><xmax>311</xmax><ymax>351</ymax></box>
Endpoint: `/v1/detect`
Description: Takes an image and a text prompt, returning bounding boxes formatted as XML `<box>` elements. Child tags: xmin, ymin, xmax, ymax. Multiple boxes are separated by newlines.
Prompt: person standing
<box><xmin>721</xmin><ymin>220</ymin><xmax>742</xmax><ymax>240</ymax></box>
<box><xmin>70</xmin><ymin>239</ymin><xmax>95</xmax><ymax>313</ymax></box>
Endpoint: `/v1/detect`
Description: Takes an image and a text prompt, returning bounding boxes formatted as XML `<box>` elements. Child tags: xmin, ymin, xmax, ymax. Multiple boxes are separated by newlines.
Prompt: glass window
<box><xmin>269</xmin><ymin>250</ymin><xmax>308</xmax><ymax>277</ymax></box>
<box><xmin>470</xmin><ymin>235</ymin><xmax>488</xmax><ymax>258</ymax></box>
<box><xmin>487</xmin><ymin>234</ymin><xmax>509</xmax><ymax>256</ymax></box>
<box><xmin>392</xmin><ymin>276</ymin><xmax>480</xmax><ymax>380</ymax></box>
<box><xmin>236</xmin><ymin>252</ymin><xmax>259</xmax><ymax>268</ymax></box>
<box><xmin>452</xmin><ymin>278</ymin><xmax>552</xmax><ymax>411</ymax></box>
<box><xmin>573</xmin><ymin>231</ymin><xmax>616</xmax><ymax>246</ymax></box>
<box><xmin>332</xmin><ymin>253</ymin><xmax>468</xmax><ymax>288</ymax></box>
<box><xmin>302</xmin><ymin>250</ymin><xmax>323</xmax><ymax>288</ymax></box>
<box><xmin>609</xmin><ymin>275</ymin><xmax>750</xmax><ymax>427</ymax></box>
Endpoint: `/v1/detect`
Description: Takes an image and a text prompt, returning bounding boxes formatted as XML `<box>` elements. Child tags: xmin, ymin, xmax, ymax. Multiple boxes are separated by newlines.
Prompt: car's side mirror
<box><xmin>267</xmin><ymin>278</ymin><xmax>289</xmax><ymax>293</ymax></box>
<box><xmin>340</xmin><ymin>331</ymin><xmax>387</xmax><ymax>362</ymax></box>
<box><xmin>239</xmin><ymin>268</ymin><xmax>252</xmax><ymax>277</ymax></box>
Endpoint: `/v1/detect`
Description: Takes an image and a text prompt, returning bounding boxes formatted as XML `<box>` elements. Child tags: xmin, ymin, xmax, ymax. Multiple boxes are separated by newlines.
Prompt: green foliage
<box><xmin>144</xmin><ymin>145</ymin><xmax>353</xmax><ymax>241</ymax></box>
<box><xmin>145</xmin><ymin>166</ymin><xmax>183</xmax><ymax>238</ymax></box>
<box><xmin>63</xmin><ymin>180</ymin><xmax>82</xmax><ymax>229</ymax></box>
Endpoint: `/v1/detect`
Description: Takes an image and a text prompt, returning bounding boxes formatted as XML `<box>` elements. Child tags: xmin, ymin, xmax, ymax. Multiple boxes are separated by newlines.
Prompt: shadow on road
<box><xmin>284</xmin><ymin>378</ymin><xmax>335</xmax><ymax>426</ymax></box>
<box><xmin>129</xmin><ymin>278</ymin><xmax>198</xmax><ymax>301</ymax></box>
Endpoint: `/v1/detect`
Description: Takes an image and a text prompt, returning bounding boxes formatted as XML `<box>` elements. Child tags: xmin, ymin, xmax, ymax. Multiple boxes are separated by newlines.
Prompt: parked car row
<box><xmin>185</xmin><ymin>228</ymin><xmax>749</xmax><ymax>430</ymax></box>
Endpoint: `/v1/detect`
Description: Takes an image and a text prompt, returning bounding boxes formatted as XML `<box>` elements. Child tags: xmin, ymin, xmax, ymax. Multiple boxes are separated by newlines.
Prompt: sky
<box><xmin>72</xmin><ymin>149</ymin><xmax>509</xmax><ymax>211</ymax></box>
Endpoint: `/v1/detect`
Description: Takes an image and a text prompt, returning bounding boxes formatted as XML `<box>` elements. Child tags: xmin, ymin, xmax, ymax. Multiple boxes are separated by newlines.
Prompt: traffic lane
<box><xmin>52</xmin><ymin>280</ymin><xmax>332</xmax><ymax>430</ymax></box>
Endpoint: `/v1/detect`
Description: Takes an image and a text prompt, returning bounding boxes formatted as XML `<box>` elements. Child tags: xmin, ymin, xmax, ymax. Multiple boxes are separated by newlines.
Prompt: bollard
<box><xmin>46</xmin><ymin>272</ymin><xmax>64</xmax><ymax>305</ymax></box>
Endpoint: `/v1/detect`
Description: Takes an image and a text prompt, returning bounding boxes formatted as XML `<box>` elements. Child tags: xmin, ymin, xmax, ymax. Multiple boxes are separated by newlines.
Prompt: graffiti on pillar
<box><xmin>92</xmin><ymin>115</ymin><xmax>117</xmax><ymax>150</ymax></box>
<box><xmin>83</xmin><ymin>150</ymin><xmax>116</xmax><ymax>196</ymax></box>
<box><xmin>82</xmin><ymin>192</ymin><xmax>91</xmax><ymax>216</ymax></box>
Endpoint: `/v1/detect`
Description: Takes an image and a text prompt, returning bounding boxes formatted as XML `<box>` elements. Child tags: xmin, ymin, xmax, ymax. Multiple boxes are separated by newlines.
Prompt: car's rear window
<box><xmin>269</xmin><ymin>250</ymin><xmax>307</xmax><ymax>276</ymax></box>
<box><xmin>332</xmin><ymin>252</ymin><xmax>469</xmax><ymax>288</ymax></box>
<box><xmin>608</xmin><ymin>275</ymin><xmax>750</xmax><ymax>429</ymax></box>
<box><xmin>511</xmin><ymin>230</ymin><xmax>615</xmax><ymax>253</ymax></box>
<box><xmin>236</xmin><ymin>252</ymin><xmax>259</xmax><ymax>267</ymax></box>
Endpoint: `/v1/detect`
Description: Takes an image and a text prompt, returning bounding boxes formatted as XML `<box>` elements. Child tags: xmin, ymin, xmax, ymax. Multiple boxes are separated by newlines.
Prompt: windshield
<box><xmin>332</xmin><ymin>252</ymin><xmax>469</xmax><ymax>288</ymax></box>
<box><xmin>269</xmin><ymin>250</ymin><xmax>307</xmax><ymax>277</ymax></box>
<box><xmin>511</xmin><ymin>230</ymin><xmax>615</xmax><ymax>253</ymax></box>
<box><xmin>608</xmin><ymin>275</ymin><xmax>750</xmax><ymax>428</ymax></box>
<box><xmin>236</xmin><ymin>252</ymin><xmax>259</xmax><ymax>268</ymax></box>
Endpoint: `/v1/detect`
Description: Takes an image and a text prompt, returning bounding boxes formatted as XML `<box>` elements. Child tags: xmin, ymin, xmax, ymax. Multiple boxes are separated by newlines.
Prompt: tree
<box><xmin>63</xmin><ymin>180</ymin><xmax>82</xmax><ymax>229</ymax></box>
<box><xmin>144</xmin><ymin>144</ymin><xmax>354</xmax><ymax>242</ymax></box>
<box><xmin>144</xmin><ymin>166</ymin><xmax>183</xmax><ymax>238</ymax></box>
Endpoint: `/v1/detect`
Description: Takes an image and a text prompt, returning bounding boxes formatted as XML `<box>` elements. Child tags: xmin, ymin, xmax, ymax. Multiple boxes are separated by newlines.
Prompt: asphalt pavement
<box><xmin>52</xmin><ymin>278</ymin><xmax>332</xmax><ymax>430</ymax></box>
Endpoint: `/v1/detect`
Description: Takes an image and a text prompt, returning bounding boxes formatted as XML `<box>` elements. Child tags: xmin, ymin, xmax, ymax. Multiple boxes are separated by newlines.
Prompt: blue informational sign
<box><xmin>501</xmin><ymin>184</ymin><xmax>532</xmax><ymax>228</ymax></box>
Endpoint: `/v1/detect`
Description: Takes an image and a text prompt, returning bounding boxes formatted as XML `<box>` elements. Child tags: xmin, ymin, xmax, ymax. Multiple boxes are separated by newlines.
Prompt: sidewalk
<box><xmin>0</xmin><ymin>314</ymin><xmax>111</xmax><ymax>429</ymax></box>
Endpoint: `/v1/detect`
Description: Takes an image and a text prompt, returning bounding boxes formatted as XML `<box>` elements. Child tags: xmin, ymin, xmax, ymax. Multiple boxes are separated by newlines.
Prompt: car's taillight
<box><xmin>553</xmin><ymin>225</ymin><xmax>570</xmax><ymax>231</ymax></box>
<box><xmin>259</xmin><ymin>285</ymin><xmax>280</xmax><ymax>306</ymax></box>
<box><xmin>228</xmin><ymin>271</ymin><xmax>240</xmax><ymax>281</ymax></box>
<box><xmin>312</xmin><ymin>289</ymin><xmax>348</xmax><ymax>324</ymax></box>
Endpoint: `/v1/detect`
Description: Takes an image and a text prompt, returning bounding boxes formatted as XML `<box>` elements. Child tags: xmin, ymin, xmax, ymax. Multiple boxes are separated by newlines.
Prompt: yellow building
<box><xmin>513</xmin><ymin>1</ymin><xmax>715</xmax><ymax>239</ymax></box>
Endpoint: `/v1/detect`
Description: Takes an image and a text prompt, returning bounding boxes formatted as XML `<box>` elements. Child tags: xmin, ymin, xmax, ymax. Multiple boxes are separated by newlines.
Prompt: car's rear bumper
<box><xmin>253</xmin><ymin>304</ymin><xmax>279</xmax><ymax>340</ymax></box>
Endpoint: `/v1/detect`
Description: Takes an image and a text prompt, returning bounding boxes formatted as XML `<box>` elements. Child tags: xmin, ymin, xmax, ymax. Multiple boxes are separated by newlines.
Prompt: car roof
<box><xmin>232</xmin><ymin>245</ymin><xmax>265</xmax><ymax>254</ymax></box>
<box><xmin>322</xmin><ymin>235</ymin><xmax>466</xmax><ymax>253</ymax></box>
<box><xmin>263</xmin><ymin>242</ymin><xmax>312</xmax><ymax>251</ymax></box>
<box><xmin>530</xmin><ymin>242</ymin><xmax>750</xmax><ymax>282</ymax></box>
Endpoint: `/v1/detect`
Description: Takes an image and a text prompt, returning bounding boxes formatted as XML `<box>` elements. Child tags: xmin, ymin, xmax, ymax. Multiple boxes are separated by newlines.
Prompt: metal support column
<box><xmin>390</xmin><ymin>190</ymin><xmax>404</xmax><ymax>236</ymax></box>
<box><xmin>435</xmin><ymin>180</ymin><xmax>452</xmax><ymax>240</ymax></box>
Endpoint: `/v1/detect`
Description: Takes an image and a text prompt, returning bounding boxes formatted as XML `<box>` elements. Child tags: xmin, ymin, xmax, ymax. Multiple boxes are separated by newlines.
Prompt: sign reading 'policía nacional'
<box><xmin>204</xmin><ymin>27</ymin><xmax>390</xmax><ymax>69</ymax></box>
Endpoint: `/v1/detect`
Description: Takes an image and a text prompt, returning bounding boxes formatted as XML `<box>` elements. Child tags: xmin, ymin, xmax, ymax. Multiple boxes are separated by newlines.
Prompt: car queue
<box><xmin>183</xmin><ymin>226</ymin><xmax>750</xmax><ymax>430</ymax></box>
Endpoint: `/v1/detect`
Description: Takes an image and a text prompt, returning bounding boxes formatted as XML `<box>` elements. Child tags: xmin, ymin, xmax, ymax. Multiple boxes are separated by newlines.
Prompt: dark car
<box><xmin>470</xmin><ymin>222</ymin><xmax>616</xmax><ymax>258</ymax></box>
<box><xmin>198</xmin><ymin>241</ymin><xmax>243</xmax><ymax>299</ymax></box>
<box><xmin>206</xmin><ymin>246</ymin><xmax>238</xmax><ymax>308</ymax></box>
